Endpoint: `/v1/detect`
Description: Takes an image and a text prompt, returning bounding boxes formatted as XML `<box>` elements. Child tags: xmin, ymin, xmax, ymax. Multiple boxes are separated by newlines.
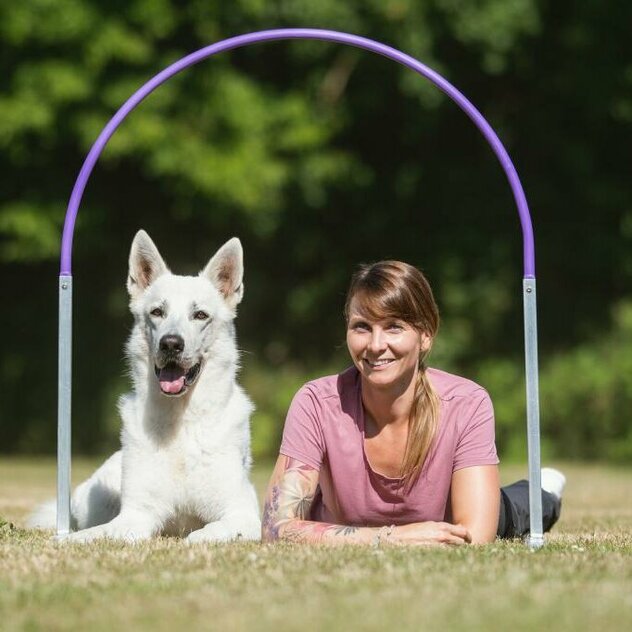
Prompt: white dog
<box><xmin>29</xmin><ymin>230</ymin><xmax>261</xmax><ymax>543</ymax></box>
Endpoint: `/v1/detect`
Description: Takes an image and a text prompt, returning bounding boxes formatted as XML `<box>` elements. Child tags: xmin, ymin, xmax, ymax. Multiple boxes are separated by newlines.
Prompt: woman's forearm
<box><xmin>263</xmin><ymin>517</ymin><xmax>386</xmax><ymax>545</ymax></box>
<box><xmin>263</xmin><ymin>517</ymin><xmax>472</xmax><ymax>546</ymax></box>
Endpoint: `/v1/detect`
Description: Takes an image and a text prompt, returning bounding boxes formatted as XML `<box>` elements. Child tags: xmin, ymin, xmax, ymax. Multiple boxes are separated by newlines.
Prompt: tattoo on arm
<box><xmin>262</xmin><ymin>457</ymin><xmax>318</xmax><ymax>540</ymax></box>
<box><xmin>261</xmin><ymin>457</ymin><xmax>368</xmax><ymax>544</ymax></box>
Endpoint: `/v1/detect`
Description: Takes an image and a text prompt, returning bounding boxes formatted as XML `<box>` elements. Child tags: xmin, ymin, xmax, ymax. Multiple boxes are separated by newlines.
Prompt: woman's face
<box><xmin>346</xmin><ymin>297</ymin><xmax>431</xmax><ymax>391</ymax></box>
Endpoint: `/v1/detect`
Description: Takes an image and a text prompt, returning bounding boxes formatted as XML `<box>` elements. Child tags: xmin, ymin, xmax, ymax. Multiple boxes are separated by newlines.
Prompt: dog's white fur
<box><xmin>29</xmin><ymin>230</ymin><xmax>261</xmax><ymax>543</ymax></box>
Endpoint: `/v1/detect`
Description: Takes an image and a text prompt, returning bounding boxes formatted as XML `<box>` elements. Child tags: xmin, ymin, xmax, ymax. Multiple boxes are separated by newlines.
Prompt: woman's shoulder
<box><xmin>427</xmin><ymin>367</ymin><xmax>489</xmax><ymax>402</ymax></box>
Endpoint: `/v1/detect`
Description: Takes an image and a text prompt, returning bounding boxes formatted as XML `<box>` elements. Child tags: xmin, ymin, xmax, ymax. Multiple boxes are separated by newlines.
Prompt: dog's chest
<box><xmin>163</xmin><ymin>430</ymin><xmax>240</xmax><ymax>525</ymax></box>
<box><xmin>166</xmin><ymin>429</ymin><xmax>219</xmax><ymax>481</ymax></box>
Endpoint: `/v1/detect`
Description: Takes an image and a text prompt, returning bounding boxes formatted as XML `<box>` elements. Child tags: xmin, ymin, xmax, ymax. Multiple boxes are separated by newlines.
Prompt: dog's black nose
<box><xmin>159</xmin><ymin>334</ymin><xmax>184</xmax><ymax>354</ymax></box>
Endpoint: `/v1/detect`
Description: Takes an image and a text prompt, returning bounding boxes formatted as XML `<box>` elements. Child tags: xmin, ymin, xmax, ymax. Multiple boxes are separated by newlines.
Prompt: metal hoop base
<box><xmin>527</xmin><ymin>534</ymin><xmax>545</xmax><ymax>550</ymax></box>
<box><xmin>57</xmin><ymin>275</ymin><xmax>72</xmax><ymax>535</ymax></box>
<box><xmin>523</xmin><ymin>278</ymin><xmax>544</xmax><ymax>545</ymax></box>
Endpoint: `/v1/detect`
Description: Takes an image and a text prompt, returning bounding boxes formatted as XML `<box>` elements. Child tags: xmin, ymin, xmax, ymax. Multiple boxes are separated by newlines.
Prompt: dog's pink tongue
<box><xmin>159</xmin><ymin>366</ymin><xmax>185</xmax><ymax>394</ymax></box>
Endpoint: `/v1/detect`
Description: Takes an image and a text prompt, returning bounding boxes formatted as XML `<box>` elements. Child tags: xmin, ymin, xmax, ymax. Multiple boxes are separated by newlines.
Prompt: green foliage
<box><xmin>242</xmin><ymin>362</ymin><xmax>306</xmax><ymax>460</ymax></box>
<box><xmin>479</xmin><ymin>300</ymin><xmax>632</xmax><ymax>463</ymax></box>
<box><xmin>540</xmin><ymin>302</ymin><xmax>632</xmax><ymax>462</ymax></box>
<box><xmin>1</xmin><ymin>1</ymin><xmax>632</xmax><ymax>460</ymax></box>
<box><xmin>0</xmin><ymin>202</ymin><xmax>63</xmax><ymax>261</ymax></box>
<box><xmin>2</xmin><ymin>460</ymin><xmax>632</xmax><ymax>630</ymax></box>
<box><xmin>435</xmin><ymin>0</ymin><xmax>540</xmax><ymax>73</ymax></box>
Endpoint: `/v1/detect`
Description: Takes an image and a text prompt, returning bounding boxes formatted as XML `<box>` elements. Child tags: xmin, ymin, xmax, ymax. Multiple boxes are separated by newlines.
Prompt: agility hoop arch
<box><xmin>58</xmin><ymin>28</ymin><xmax>544</xmax><ymax>548</ymax></box>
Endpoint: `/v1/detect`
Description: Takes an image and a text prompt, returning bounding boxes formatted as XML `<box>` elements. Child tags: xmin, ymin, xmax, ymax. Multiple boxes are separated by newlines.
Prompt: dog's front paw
<box><xmin>54</xmin><ymin>525</ymin><xmax>109</xmax><ymax>544</ymax></box>
<box><xmin>187</xmin><ymin>520</ymin><xmax>260</xmax><ymax>544</ymax></box>
<box><xmin>187</xmin><ymin>522</ymin><xmax>235</xmax><ymax>544</ymax></box>
<box><xmin>55</xmin><ymin>522</ymin><xmax>151</xmax><ymax>544</ymax></box>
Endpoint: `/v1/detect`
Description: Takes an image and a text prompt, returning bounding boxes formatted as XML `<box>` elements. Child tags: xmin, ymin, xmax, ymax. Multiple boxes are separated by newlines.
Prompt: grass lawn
<box><xmin>1</xmin><ymin>457</ymin><xmax>631</xmax><ymax>631</ymax></box>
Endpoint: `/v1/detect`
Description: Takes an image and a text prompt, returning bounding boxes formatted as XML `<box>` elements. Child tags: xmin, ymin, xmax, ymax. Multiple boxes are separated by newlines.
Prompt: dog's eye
<box><xmin>150</xmin><ymin>307</ymin><xmax>164</xmax><ymax>318</ymax></box>
<box><xmin>193</xmin><ymin>310</ymin><xmax>209</xmax><ymax>321</ymax></box>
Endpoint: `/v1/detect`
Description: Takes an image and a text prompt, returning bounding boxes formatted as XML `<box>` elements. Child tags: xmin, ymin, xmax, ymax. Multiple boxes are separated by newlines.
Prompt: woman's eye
<box><xmin>193</xmin><ymin>310</ymin><xmax>209</xmax><ymax>321</ymax></box>
<box><xmin>150</xmin><ymin>308</ymin><xmax>164</xmax><ymax>318</ymax></box>
<box><xmin>352</xmin><ymin>322</ymin><xmax>370</xmax><ymax>331</ymax></box>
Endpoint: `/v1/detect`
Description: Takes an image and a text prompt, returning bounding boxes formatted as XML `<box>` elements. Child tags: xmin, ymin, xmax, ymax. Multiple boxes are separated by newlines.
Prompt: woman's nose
<box><xmin>368</xmin><ymin>328</ymin><xmax>387</xmax><ymax>353</ymax></box>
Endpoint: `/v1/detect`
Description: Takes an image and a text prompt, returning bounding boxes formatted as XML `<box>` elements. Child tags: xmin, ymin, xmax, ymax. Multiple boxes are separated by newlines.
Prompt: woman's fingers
<box><xmin>440</xmin><ymin>533</ymin><xmax>468</xmax><ymax>546</ymax></box>
<box><xmin>434</xmin><ymin>523</ymin><xmax>468</xmax><ymax>545</ymax></box>
<box><xmin>393</xmin><ymin>522</ymin><xmax>472</xmax><ymax>546</ymax></box>
<box><xmin>448</xmin><ymin>522</ymin><xmax>472</xmax><ymax>543</ymax></box>
<box><xmin>425</xmin><ymin>522</ymin><xmax>471</xmax><ymax>545</ymax></box>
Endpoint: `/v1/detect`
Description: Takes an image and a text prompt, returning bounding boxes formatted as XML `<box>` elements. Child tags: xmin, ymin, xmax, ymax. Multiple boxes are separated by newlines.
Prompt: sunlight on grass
<box><xmin>1</xmin><ymin>458</ymin><xmax>631</xmax><ymax>631</ymax></box>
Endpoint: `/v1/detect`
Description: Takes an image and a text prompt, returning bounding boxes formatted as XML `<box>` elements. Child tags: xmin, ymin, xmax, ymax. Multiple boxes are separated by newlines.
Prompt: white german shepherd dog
<box><xmin>29</xmin><ymin>230</ymin><xmax>261</xmax><ymax>543</ymax></box>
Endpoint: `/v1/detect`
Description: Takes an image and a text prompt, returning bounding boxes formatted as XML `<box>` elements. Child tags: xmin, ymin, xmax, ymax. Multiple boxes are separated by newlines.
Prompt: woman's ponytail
<box><xmin>401</xmin><ymin>359</ymin><xmax>440</xmax><ymax>485</ymax></box>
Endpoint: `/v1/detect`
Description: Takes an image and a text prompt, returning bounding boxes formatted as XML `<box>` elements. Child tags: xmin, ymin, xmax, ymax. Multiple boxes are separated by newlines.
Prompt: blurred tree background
<box><xmin>1</xmin><ymin>0</ymin><xmax>631</xmax><ymax>462</ymax></box>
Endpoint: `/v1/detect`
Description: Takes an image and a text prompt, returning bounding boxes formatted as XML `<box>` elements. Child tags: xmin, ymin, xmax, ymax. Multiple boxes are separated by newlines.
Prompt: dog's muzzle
<box><xmin>154</xmin><ymin>361</ymin><xmax>201</xmax><ymax>396</ymax></box>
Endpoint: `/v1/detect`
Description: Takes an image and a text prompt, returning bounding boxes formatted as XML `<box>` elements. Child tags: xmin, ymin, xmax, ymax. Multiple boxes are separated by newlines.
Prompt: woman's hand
<box><xmin>390</xmin><ymin>521</ymin><xmax>472</xmax><ymax>546</ymax></box>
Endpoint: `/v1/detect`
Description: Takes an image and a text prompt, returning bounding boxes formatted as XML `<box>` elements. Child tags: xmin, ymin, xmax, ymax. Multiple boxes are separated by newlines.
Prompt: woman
<box><xmin>262</xmin><ymin>261</ymin><xmax>563</xmax><ymax>545</ymax></box>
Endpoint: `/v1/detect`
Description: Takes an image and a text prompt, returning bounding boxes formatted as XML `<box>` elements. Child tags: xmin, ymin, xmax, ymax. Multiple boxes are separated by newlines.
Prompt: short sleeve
<box><xmin>279</xmin><ymin>384</ymin><xmax>326</xmax><ymax>470</ymax></box>
<box><xmin>452</xmin><ymin>391</ymin><xmax>499</xmax><ymax>472</ymax></box>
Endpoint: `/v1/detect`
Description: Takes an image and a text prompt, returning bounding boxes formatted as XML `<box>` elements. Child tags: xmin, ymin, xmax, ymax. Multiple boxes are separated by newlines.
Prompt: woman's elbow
<box><xmin>261</xmin><ymin>518</ymin><xmax>282</xmax><ymax>543</ymax></box>
<box><xmin>261</xmin><ymin>524</ymin><xmax>273</xmax><ymax>542</ymax></box>
<box><xmin>262</xmin><ymin>512</ymin><xmax>293</xmax><ymax>542</ymax></box>
<box><xmin>469</xmin><ymin>531</ymin><xmax>497</xmax><ymax>545</ymax></box>
<box><xmin>465</xmin><ymin>521</ymin><xmax>498</xmax><ymax>545</ymax></box>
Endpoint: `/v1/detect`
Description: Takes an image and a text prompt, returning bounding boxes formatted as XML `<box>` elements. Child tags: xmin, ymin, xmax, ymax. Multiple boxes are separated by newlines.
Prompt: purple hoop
<box><xmin>57</xmin><ymin>28</ymin><xmax>544</xmax><ymax>544</ymax></box>
<box><xmin>60</xmin><ymin>28</ymin><xmax>535</xmax><ymax>277</ymax></box>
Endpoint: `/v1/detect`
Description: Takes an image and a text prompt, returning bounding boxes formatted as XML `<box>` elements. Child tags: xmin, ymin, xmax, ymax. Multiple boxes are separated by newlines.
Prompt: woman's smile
<box><xmin>363</xmin><ymin>357</ymin><xmax>396</xmax><ymax>370</ymax></box>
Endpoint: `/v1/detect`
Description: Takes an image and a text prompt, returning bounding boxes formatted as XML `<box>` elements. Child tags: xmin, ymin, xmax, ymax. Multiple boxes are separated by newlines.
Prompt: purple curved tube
<box><xmin>60</xmin><ymin>28</ymin><xmax>535</xmax><ymax>276</ymax></box>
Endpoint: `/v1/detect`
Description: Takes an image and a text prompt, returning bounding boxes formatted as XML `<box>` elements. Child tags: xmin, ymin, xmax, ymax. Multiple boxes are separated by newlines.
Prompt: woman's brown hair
<box><xmin>344</xmin><ymin>261</ymin><xmax>440</xmax><ymax>484</ymax></box>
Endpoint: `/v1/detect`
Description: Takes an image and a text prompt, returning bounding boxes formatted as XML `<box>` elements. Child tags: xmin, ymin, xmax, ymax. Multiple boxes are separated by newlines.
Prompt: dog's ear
<box><xmin>201</xmin><ymin>237</ymin><xmax>244</xmax><ymax>311</ymax></box>
<box><xmin>127</xmin><ymin>230</ymin><xmax>169</xmax><ymax>299</ymax></box>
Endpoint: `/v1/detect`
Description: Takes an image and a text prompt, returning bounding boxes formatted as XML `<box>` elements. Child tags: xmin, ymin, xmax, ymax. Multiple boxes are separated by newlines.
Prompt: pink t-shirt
<box><xmin>279</xmin><ymin>366</ymin><xmax>499</xmax><ymax>527</ymax></box>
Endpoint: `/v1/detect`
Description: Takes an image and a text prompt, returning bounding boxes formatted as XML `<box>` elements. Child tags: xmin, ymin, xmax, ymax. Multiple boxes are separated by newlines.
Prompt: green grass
<box><xmin>1</xmin><ymin>458</ymin><xmax>631</xmax><ymax>631</ymax></box>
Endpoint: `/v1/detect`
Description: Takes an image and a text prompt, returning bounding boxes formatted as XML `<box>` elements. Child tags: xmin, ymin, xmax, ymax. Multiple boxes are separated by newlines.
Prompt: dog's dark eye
<box><xmin>193</xmin><ymin>310</ymin><xmax>209</xmax><ymax>321</ymax></box>
<box><xmin>150</xmin><ymin>307</ymin><xmax>164</xmax><ymax>318</ymax></box>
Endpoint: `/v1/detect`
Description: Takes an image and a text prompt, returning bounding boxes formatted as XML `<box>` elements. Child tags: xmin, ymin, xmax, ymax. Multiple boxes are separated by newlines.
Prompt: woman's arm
<box><xmin>261</xmin><ymin>455</ymin><xmax>376</xmax><ymax>544</ymax></box>
<box><xmin>262</xmin><ymin>455</ymin><xmax>471</xmax><ymax>546</ymax></box>
<box><xmin>450</xmin><ymin>465</ymin><xmax>500</xmax><ymax>544</ymax></box>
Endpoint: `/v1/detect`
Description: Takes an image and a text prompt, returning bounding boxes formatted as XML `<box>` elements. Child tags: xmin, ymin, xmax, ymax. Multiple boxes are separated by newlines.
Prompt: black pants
<box><xmin>497</xmin><ymin>479</ymin><xmax>561</xmax><ymax>539</ymax></box>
